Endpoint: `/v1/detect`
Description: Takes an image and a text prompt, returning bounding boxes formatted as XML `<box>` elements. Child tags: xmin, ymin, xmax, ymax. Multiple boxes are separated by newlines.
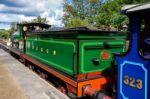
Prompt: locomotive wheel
<box><xmin>57</xmin><ymin>86</ymin><xmax>66</xmax><ymax>94</ymax></box>
<box><xmin>40</xmin><ymin>72</ymin><xmax>48</xmax><ymax>79</ymax></box>
<box><xmin>67</xmin><ymin>93</ymin><xmax>77</xmax><ymax>99</ymax></box>
<box><xmin>28</xmin><ymin>65</ymin><xmax>34</xmax><ymax>71</ymax></box>
<box><xmin>94</xmin><ymin>92</ymin><xmax>112</xmax><ymax>99</ymax></box>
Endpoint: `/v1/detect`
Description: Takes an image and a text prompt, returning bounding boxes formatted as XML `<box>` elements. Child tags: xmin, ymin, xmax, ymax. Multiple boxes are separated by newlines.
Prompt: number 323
<box><xmin>123</xmin><ymin>75</ymin><xmax>143</xmax><ymax>89</ymax></box>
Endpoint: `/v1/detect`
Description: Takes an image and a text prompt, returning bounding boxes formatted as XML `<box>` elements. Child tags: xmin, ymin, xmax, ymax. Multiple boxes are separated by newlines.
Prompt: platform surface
<box><xmin>0</xmin><ymin>49</ymin><xmax>70</xmax><ymax>99</ymax></box>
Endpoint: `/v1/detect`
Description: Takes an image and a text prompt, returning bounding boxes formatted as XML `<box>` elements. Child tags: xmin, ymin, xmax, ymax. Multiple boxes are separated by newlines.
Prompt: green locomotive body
<box><xmin>9</xmin><ymin>23</ymin><xmax>128</xmax><ymax>98</ymax></box>
<box><xmin>25</xmin><ymin>28</ymin><xmax>126</xmax><ymax>76</ymax></box>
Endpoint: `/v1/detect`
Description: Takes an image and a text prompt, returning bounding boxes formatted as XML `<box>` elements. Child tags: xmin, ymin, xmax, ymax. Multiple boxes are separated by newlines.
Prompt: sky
<box><xmin>0</xmin><ymin>0</ymin><xmax>64</xmax><ymax>29</ymax></box>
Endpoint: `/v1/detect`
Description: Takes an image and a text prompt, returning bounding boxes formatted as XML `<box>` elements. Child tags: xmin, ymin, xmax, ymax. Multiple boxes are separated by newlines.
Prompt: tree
<box><xmin>32</xmin><ymin>16</ymin><xmax>48</xmax><ymax>23</ymax></box>
<box><xmin>66</xmin><ymin>17</ymin><xmax>90</xmax><ymax>28</ymax></box>
<box><xmin>0</xmin><ymin>29</ymin><xmax>10</xmax><ymax>39</ymax></box>
<box><xmin>63</xmin><ymin>0</ymin><xmax>150</xmax><ymax>29</ymax></box>
<box><xmin>96</xmin><ymin>0</ymin><xmax>149</xmax><ymax>30</ymax></box>
<box><xmin>63</xmin><ymin>0</ymin><xmax>102</xmax><ymax>28</ymax></box>
<box><xmin>95</xmin><ymin>0</ymin><xmax>131</xmax><ymax>30</ymax></box>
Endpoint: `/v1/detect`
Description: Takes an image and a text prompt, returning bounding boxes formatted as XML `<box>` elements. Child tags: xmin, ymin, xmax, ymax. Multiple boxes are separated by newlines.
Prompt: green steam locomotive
<box><xmin>10</xmin><ymin>23</ymin><xmax>127</xmax><ymax>99</ymax></box>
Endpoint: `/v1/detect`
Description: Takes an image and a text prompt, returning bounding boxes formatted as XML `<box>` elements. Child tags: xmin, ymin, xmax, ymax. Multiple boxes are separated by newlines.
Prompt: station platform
<box><xmin>0</xmin><ymin>49</ymin><xmax>70</xmax><ymax>99</ymax></box>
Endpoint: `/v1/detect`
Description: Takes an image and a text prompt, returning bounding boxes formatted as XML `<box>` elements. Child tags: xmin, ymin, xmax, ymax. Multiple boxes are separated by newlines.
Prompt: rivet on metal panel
<box><xmin>41</xmin><ymin>48</ymin><xmax>43</xmax><ymax>52</ymax></box>
<box><xmin>53</xmin><ymin>50</ymin><xmax>56</xmax><ymax>55</ymax></box>
<box><xmin>46</xmin><ymin>49</ymin><xmax>49</xmax><ymax>53</ymax></box>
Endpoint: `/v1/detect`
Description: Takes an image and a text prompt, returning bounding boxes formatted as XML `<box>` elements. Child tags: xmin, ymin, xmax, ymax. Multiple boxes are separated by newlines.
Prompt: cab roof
<box><xmin>17</xmin><ymin>23</ymin><xmax>51</xmax><ymax>28</ymax></box>
<box><xmin>121</xmin><ymin>3</ymin><xmax>150</xmax><ymax>14</ymax></box>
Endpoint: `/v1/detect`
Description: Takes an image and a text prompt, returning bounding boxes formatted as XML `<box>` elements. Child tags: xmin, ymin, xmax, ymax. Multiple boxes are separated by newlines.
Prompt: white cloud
<box><xmin>0</xmin><ymin>13</ymin><xmax>35</xmax><ymax>22</ymax></box>
<box><xmin>0</xmin><ymin>0</ymin><xmax>64</xmax><ymax>29</ymax></box>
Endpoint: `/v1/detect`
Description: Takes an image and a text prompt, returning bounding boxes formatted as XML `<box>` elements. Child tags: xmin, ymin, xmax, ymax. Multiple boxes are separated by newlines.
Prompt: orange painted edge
<box><xmin>86</xmin><ymin>71</ymin><xmax>102</xmax><ymax>78</ymax></box>
<box><xmin>76</xmin><ymin>72</ymin><xmax>102</xmax><ymax>80</ymax></box>
<box><xmin>77</xmin><ymin>77</ymin><xmax>108</xmax><ymax>97</ymax></box>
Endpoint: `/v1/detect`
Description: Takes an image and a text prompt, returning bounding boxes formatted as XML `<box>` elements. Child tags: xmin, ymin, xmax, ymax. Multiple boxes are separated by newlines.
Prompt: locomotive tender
<box><xmin>117</xmin><ymin>3</ymin><xmax>150</xmax><ymax>99</ymax></box>
<box><xmin>10</xmin><ymin>23</ymin><xmax>127</xmax><ymax>99</ymax></box>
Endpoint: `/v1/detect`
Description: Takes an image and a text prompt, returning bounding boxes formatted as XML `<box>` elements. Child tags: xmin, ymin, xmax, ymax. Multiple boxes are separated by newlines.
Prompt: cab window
<box><xmin>139</xmin><ymin>14</ymin><xmax>150</xmax><ymax>59</ymax></box>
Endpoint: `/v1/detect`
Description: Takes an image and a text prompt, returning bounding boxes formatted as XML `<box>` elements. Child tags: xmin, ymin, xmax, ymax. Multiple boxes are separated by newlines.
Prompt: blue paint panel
<box><xmin>116</xmin><ymin>17</ymin><xmax>150</xmax><ymax>99</ymax></box>
<box><xmin>119</xmin><ymin>61</ymin><xmax>147</xmax><ymax>99</ymax></box>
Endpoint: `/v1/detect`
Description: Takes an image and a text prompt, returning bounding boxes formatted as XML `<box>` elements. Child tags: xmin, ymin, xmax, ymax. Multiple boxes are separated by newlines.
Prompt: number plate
<box><xmin>119</xmin><ymin>61</ymin><xmax>147</xmax><ymax>99</ymax></box>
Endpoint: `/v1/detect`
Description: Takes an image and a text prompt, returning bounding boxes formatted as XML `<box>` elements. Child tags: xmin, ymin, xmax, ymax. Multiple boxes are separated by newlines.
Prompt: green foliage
<box><xmin>63</xmin><ymin>0</ymin><xmax>102</xmax><ymax>27</ymax></box>
<box><xmin>32</xmin><ymin>16</ymin><xmax>48</xmax><ymax>23</ymax></box>
<box><xmin>96</xmin><ymin>1</ymin><xmax>129</xmax><ymax>29</ymax></box>
<box><xmin>0</xmin><ymin>29</ymin><xmax>10</xmax><ymax>39</ymax></box>
<box><xmin>63</xmin><ymin>0</ymin><xmax>127</xmax><ymax>29</ymax></box>
<box><xmin>64</xmin><ymin>0</ymin><xmax>101</xmax><ymax>19</ymax></box>
<box><xmin>66</xmin><ymin>17</ymin><xmax>90</xmax><ymax>28</ymax></box>
<box><xmin>95</xmin><ymin>0</ymin><xmax>126</xmax><ymax>30</ymax></box>
<box><xmin>0</xmin><ymin>22</ymin><xmax>17</xmax><ymax>39</ymax></box>
<box><xmin>63</xmin><ymin>0</ymin><xmax>150</xmax><ymax>30</ymax></box>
